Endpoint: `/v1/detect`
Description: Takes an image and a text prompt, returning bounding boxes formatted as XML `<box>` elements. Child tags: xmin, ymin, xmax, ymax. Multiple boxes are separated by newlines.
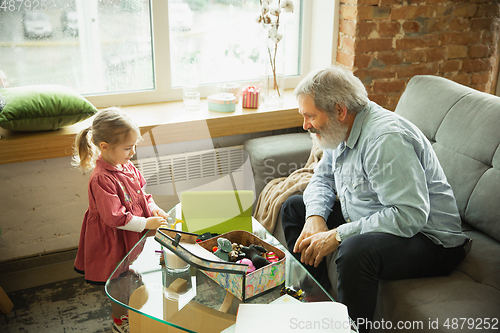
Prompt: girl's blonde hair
<box><xmin>72</xmin><ymin>107</ymin><xmax>141</xmax><ymax>172</ymax></box>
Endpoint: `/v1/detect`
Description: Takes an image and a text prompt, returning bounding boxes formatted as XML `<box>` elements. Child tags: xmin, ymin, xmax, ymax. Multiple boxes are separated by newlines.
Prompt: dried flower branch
<box><xmin>256</xmin><ymin>0</ymin><xmax>294</xmax><ymax>98</ymax></box>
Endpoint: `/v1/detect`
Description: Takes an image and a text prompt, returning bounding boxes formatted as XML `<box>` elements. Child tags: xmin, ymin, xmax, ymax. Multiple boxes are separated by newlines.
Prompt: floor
<box><xmin>0</xmin><ymin>259</ymin><xmax>230</xmax><ymax>333</ymax></box>
<box><xmin>0</xmin><ymin>252</ymin><xmax>114</xmax><ymax>333</ymax></box>
<box><xmin>1</xmin><ymin>277</ymin><xmax>112</xmax><ymax>333</ymax></box>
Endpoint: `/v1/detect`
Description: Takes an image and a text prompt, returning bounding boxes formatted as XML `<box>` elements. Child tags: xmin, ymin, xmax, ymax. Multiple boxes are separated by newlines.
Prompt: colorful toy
<box><xmin>280</xmin><ymin>286</ymin><xmax>304</xmax><ymax>301</ymax></box>
<box><xmin>241</xmin><ymin>244</ymin><xmax>270</xmax><ymax>269</ymax></box>
<box><xmin>228</xmin><ymin>242</ymin><xmax>246</xmax><ymax>262</ymax></box>
<box><xmin>265</xmin><ymin>251</ymin><xmax>279</xmax><ymax>263</ymax></box>
<box><xmin>173</xmin><ymin>218</ymin><xmax>184</xmax><ymax>227</ymax></box>
<box><xmin>237</xmin><ymin>258</ymin><xmax>255</xmax><ymax>273</ymax></box>
<box><xmin>216</xmin><ymin>240</ymin><xmax>280</xmax><ymax>271</ymax></box>
<box><xmin>197</xmin><ymin>232</ymin><xmax>218</xmax><ymax>242</ymax></box>
<box><xmin>214</xmin><ymin>237</ymin><xmax>232</xmax><ymax>261</ymax></box>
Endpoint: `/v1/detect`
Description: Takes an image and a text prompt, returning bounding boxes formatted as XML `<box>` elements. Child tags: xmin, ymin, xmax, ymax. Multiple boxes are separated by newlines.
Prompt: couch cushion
<box><xmin>394</xmin><ymin>75</ymin><xmax>473</xmax><ymax>142</ymax></box>
<box><xmin>431</xmin><ymin>144</ymin><xmax>489</xmax><ymax>218</ymax></box>
<box><xmin>395</xmin><ymin>75</ymin><xmax>500</xmax><ymax>242</ymax></box>
<box><xmin>375</xmin><ymin>273</ymin><xmax>500</xmax><ymax>331</ymax></box>
<box><xmin>244</xmin><ymin>133</ymin><xmax>313</xmax><ymax>198</ymax></box>
<box><xmin>465</xmin><ymin>151</ymin><xmax>500</xmax><ymax>242</ymax></box>
<box><xmin>435</xmin><ymin>92</ymin><xmax>500</xmax><ymax>166</ymax></box>
<box><xmin>459</xmin><ymin>230</ymin><xmax>500</xmax><ymax>291</ymax></box>
<box><xmin>373</xmin><ymin>230</ymin><xmax>500</xmax><ymax>330</ymax></box>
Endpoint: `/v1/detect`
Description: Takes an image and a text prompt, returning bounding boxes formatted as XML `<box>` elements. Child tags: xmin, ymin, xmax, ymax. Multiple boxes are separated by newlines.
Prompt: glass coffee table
<box><xmin>106</xmin><ymin>204</ymin><xmax>357</xmax><ymax>333</ymax></box>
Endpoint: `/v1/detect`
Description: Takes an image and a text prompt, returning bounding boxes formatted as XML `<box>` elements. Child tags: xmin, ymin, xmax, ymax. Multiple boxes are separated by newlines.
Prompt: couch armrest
<box><xmin>244</xmin><ymin>133</ymin><xmax>313</xmax><ymax>199</ymax></box>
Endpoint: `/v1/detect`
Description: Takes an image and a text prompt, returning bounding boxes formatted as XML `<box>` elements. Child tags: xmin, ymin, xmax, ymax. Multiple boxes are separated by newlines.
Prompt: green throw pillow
<box><xmin>0</xmin><ymin>85</ymin><xmax>98</xmax><ymax>132</ymax></box>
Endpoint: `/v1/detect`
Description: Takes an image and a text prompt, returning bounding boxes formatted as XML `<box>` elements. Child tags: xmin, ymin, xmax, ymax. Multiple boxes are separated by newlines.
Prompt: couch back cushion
<box><xmin>395</xmin><ymin>75</ymin><xmax>500</xmax><ymax>242</ymax></box>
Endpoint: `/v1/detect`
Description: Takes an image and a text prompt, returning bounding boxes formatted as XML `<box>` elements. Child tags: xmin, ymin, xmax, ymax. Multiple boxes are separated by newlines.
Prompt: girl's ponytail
<box><xmin>71</xmin><ymin>107</ymin><xmax>139</xmax><ymax>172</ymax></box>
<box><xmin>72</xmin><ymin>126</ymin><xmax>98</xmax><ymax>172</ymax></box>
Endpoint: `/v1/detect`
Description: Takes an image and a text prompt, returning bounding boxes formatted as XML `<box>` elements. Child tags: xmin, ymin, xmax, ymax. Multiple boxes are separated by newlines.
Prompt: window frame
<box><xmin>85</xmin><ymin>0</ymin><xmax>337</xmax><ymax>108</ymax></box>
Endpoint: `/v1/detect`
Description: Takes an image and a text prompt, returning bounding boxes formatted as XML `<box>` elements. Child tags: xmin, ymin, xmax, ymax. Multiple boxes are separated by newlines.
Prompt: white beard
<box><xmin>309</xmin><ymin>116</ymin><xmax>348</xmax><ymax>150</ymax></box>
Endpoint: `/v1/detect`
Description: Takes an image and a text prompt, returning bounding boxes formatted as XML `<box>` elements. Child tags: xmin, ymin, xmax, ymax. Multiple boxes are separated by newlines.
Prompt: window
<box><xmin>0</xmin><ymin>0</ymin><xmax>335</xmax><ymax>107</ymax></box>
<box><xmin>167</xmin><ymin>0</ymin><xmax>301</xmax><ymax>87</ymax></box>
<box><xmin>0</xmin><ymin>0</ymin><xmax>154</xmax><ymax>96</ymax></box>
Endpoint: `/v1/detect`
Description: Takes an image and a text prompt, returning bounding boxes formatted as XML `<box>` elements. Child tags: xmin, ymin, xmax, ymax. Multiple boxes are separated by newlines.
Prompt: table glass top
<box><xmin>105</xmin><ymin>204</ymin><xmax>350</xmax><ymax>333</ymax></box>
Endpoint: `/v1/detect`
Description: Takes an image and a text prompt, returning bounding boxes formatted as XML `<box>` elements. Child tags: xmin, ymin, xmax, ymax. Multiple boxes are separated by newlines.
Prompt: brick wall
<box><xmin>337</xmin><ymin>0</ymin><xmax>500</xmax><ymax>111</ymax></box>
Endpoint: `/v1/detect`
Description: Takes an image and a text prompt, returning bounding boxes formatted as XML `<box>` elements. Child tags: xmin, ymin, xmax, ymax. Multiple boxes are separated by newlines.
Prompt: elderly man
<box><xmin>281</xmin><ymin>66</ymin><xmax>469</xmax><ymax>332</ymax></box>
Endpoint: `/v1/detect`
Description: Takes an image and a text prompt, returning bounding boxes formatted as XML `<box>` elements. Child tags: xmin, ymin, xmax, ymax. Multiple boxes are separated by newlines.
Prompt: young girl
<box><xmin>72</xmin><ymin>107</ymin><xmax>168</xmax><ymax>333</ymax></box>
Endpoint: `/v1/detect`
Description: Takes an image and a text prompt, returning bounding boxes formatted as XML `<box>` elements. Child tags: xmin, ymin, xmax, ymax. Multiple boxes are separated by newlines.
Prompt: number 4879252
<box><xmin>443</xmin><ymin>318</ymin><xmax>499</xmax><ymax>330</ymax></box>
<box><xmin>0</xmin><ymin>0</ymin><xmax>57</xmax><ymax>11</ymax></box>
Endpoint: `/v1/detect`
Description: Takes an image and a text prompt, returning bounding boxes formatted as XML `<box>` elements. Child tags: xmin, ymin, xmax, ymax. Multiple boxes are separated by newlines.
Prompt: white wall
<box><xmin>0</xmin><ymin>156</ymin><xmax>89</xmax><ymax>262</ymax></box>
<box><xmin>0</xmin><ymin>155</ymin><xmax>188</xmax><ymax>262</ymax></box>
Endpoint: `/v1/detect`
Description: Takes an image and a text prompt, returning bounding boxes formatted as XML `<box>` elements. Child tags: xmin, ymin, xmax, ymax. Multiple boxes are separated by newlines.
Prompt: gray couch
<box><xmin>244</xmin><ymin>75</ymin><xmax>500</xmax><ymax>332</ymax></box>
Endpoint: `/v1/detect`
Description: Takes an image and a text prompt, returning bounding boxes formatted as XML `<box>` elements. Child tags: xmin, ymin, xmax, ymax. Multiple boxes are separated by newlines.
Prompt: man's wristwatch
<box><xmin>334</xmin><ymin>229</ymin><xmax>342</xmax><ymax>243</ymax></box>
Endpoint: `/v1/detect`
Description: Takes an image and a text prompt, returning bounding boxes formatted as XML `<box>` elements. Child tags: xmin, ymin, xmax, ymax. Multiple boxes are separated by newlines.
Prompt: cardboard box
<box><xmin>155</xmin><ymin>229</ymin><xmax>286</xmax><ymax>302</ymax></box>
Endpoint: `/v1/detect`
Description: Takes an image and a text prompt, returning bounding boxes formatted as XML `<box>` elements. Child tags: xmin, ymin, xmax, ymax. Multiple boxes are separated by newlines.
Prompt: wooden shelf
<box><xmin>0</xmin><ymin>90</ymin><xmax>302</xmax><ymax>165</ymax></box>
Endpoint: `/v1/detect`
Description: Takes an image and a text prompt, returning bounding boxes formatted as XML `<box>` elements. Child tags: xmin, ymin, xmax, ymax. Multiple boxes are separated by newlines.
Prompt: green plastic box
<box><xmin>180</xmin><ymin>190</ymin><xmax>254</xmax><ymax>234</ymax></box>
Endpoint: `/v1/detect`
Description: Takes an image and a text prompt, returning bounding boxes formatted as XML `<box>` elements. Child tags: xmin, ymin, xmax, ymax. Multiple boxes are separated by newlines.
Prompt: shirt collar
<box><xmin>345</xmin><ymin>103</ymin><xmax>370</xmax><ymax>150</ymax></box>
<box><xmin>96</xmin><ymin>156</ymin><xmax>124</xmax><ymax>173</ymax></box>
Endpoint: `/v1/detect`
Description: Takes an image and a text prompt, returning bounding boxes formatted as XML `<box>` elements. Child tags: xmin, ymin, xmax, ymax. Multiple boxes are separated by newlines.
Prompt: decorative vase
<box><xmin>260</xmin><ymin>23</ymin><xmax>285</xmax><ymax>107</ymax></box>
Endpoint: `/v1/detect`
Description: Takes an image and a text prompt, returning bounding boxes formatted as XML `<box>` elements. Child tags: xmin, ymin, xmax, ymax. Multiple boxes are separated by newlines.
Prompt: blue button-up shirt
<box><xmin>304</xmin><ymin>102</ymin><xmax>468</xmax><ymax>248</ymax></box>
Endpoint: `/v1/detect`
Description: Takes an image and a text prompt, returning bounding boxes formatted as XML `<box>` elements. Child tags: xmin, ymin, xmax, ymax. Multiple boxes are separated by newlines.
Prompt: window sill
<box><xmin>0</xmin><ymin>90</ymin><xmax>302</xmax><ymax>165</ymax></box>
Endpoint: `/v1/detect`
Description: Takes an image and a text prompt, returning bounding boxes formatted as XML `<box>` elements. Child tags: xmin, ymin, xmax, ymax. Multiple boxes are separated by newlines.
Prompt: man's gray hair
<box><xmin>294</xmin><ymin>65</ymin><xmax>369</xmax><ymax>115</ymax></box>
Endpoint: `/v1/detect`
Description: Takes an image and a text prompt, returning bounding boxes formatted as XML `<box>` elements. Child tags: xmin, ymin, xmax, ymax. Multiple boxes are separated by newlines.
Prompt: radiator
<box><xmin>136</xmin><ymin>146</ymin><xmax>254</xmax><ymax>196</ymax></box>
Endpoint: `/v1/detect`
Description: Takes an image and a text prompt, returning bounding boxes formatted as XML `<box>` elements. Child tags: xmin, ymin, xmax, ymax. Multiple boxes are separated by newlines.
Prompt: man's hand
<box><xmin>293</xmin><ymin>215</ymin><xmax>329</xmax><ymax>253</ymax></box>
<box><xmin>296</xmin><ymin>229</ymin><xmax>340</xmax><ymax>267</ymax></box>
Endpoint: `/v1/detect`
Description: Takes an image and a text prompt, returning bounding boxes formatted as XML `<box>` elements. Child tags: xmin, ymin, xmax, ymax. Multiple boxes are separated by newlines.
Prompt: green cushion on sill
<box><xmin>0</xmin><ymin>85</ymin><xmax>98</xmax><ymax>132</ymax></box>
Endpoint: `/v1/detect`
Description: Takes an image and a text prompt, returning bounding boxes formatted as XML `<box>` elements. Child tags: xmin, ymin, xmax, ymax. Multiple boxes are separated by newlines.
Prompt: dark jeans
<box><xmin>281</xmin><ymin>195</ymin><xmax>466</xmax><ymax>333</ymax></box>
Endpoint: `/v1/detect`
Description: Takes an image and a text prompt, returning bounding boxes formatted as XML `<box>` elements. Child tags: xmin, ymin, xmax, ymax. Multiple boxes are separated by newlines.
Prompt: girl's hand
<box><xmin>152</xmin><ymin>208</ymin><xmax>169</xmax><ymax>220</ymax></box>
<box><xmin>145</xmin><ymin>216</ymin><xmax>168</xmax><ymax>230</ymax></box>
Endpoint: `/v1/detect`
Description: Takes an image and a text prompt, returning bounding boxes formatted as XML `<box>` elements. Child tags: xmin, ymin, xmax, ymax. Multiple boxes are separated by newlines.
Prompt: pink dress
<box><xmin>74</xmin><ymin>157</ymin><xmax>154</xmax><ymax>283</ymax></box>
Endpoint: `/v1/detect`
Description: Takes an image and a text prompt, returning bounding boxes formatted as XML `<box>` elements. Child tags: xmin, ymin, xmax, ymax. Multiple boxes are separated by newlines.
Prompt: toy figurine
<box><xmin>197</xmin><ymin>232</ymin><xmax>218</xmax><ymax>242</ymax></box>
<box><xmin>280</xmin><ymin>286</ymin><xmax>304</xmax><ymax>301</ymax></box>
<box><xmin>228</xmin><ymin>243</ymin><xmax>246</xmax><ymax>262</ymax></box>
<box><xmin>214</xmin><ymin>237</ymin><xmax>232</xmax><ymax>261</ymax></box>
<box><xmin>241</xmin><ymin>244</ymin><xmax>270</xmax><ymax>269</ymax></box>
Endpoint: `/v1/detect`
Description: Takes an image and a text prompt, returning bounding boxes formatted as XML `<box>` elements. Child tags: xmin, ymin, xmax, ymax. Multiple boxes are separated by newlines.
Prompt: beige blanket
<box><xmin>253</xmin><ymin>142</ymin><xmax>323</xmax><ymax>233</ymax></box>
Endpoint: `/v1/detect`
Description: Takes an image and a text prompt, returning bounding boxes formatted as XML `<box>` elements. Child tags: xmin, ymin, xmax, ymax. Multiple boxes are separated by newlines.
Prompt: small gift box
<box><xmin>208</xmin><ymin>93</ymin><xmax>236</xmax><ymax>112</ymax></box>
<box><xmin>242</xmin><ymin>86</ymin><xmax>260</xmax><ymax>109</ymax></box>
